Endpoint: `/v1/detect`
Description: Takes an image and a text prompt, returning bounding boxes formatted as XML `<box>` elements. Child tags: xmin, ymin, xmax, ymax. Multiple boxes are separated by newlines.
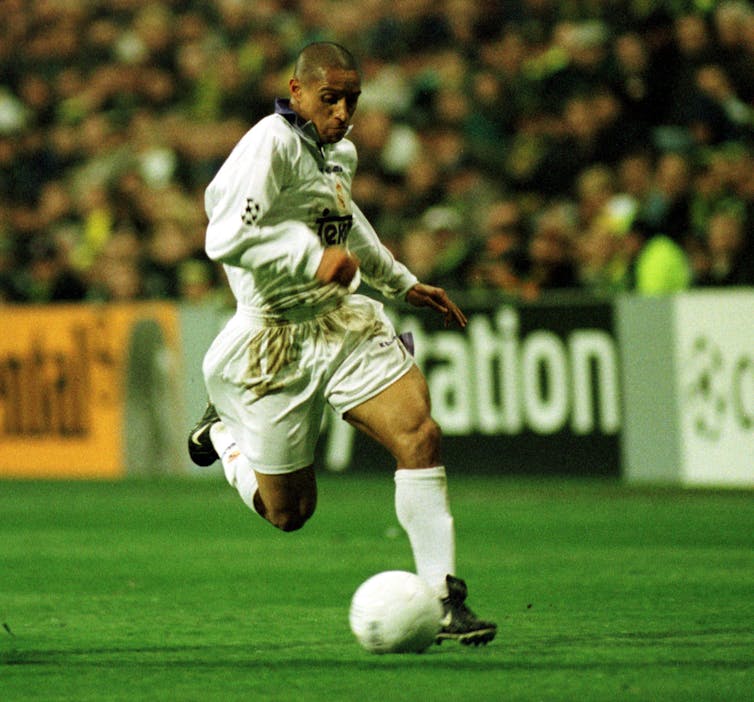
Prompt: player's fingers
<box><xmin>452</xmin><ymin>307</ymin><xmax>468</xmax><ymax>328</ymax></box>
<box><xmin>418</xmin><ymin>291</ymin><xmax>448</xmax><ymax>314</ymax></box>
<box><xmin>427</xmin><ymin>289</ymin><xmax>466</xmax><ymax>328</ymax></box>
<box><xmin>443</xmin><ymin>301</ymin><xmax>467</xmax><ymax>328</ymax></box>
<box><xmin>452</xmin><ymin>300</ymin><xmax>467</xmax><ymax>326</ymax></box>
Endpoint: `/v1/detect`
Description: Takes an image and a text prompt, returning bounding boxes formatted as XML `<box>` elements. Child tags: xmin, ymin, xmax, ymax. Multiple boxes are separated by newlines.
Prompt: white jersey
<box><xmin>204</xmin><ymin>99</ymin><xmax>418</xmax><ymax>317</ymax></box>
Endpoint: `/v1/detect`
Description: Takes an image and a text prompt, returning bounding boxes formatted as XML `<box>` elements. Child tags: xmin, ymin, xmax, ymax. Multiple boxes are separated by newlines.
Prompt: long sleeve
<box><xmin>349</xmin><ymin>203</ymin><xmax>418</xmax><ymax>300</ymax></box>
<box><xmin>204</xmin><ymin>117</ymin><xmax>324</xmax><ymax>283</ymax></box>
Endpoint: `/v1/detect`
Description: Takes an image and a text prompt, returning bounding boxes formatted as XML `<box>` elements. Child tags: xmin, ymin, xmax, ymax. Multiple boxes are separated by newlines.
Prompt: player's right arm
<box><xmin>204</xmin><ymin>119</ymin><xmax>324</xmax><ymax>282</ymax></box>
<box><xmin>315</xmin><ymin>247</ymin><xmax>359</xmax><ymax>287</ymax></box>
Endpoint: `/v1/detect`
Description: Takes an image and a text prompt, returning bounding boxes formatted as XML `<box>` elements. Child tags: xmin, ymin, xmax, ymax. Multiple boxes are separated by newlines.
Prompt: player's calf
<box><xmin>261</xmin><ymin>503</ymin><xmax>315</xmax><ymax>532</ymax></box>
<box><xmin>254</xmin><ymin>466</ymin><xmax>318</xmax><ymax>532</ymax></box>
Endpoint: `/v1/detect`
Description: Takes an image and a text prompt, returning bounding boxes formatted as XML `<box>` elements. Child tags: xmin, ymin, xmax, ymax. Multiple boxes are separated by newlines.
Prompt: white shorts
<box><xmin>203</xmin><ymin>294</ymin><xmax>415</xmax><ymax>474</ymax></box>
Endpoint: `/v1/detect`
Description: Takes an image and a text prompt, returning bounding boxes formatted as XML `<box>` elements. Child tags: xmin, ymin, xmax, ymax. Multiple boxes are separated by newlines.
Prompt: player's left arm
<box><xmin>348</xmin><ymin>203</ymin><xmax>417</xmax><ymax>296</ymax></box>
<box><xmin>349</xmin><ymin>204</ymin><xmax>466</xmax><ymax>328</ymax></box>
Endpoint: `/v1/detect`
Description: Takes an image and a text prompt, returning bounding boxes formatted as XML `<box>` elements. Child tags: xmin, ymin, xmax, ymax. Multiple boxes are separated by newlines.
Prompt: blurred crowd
<box><xmin>1</xmin><ymin>0</ymin><xmax>754</xmax><ymax>305</ymax></box>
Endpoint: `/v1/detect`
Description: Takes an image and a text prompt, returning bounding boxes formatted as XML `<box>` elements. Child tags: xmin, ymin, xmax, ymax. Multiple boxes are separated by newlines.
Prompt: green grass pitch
<box><xmin>1</xmin><ymin>474</ymin><xmax>753</xmax><ymax>701</ymax></box>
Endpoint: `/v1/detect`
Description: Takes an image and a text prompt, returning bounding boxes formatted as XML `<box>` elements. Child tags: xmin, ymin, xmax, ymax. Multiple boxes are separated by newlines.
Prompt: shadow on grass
<box><xmin>2</xmin><ymin>632</ymin><xmax>752</xmax><ymax>672</ymax></box>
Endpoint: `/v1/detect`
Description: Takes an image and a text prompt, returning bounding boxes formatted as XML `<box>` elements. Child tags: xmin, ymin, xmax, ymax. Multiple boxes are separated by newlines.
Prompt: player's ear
<box><xmin>289</xmin><ymin>77</ymin><xmax>301</xmax><ymax>100</ymax></box>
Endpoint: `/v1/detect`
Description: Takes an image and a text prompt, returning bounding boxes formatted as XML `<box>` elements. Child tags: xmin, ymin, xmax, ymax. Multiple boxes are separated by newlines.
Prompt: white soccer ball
<box><xmin>349</xmin><ymin>570</ymin><xmax>443</xmax><ymax>654</ymax></box>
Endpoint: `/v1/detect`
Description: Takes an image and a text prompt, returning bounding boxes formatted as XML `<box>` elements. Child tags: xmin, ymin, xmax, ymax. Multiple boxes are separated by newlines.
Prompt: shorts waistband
<box><xmin>235</xmin><ymin>299</ymin><xmax>342</xmax><ymax>325</ymax></box>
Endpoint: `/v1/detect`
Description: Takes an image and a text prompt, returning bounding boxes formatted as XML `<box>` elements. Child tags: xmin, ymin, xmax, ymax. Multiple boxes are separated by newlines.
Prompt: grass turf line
<box><xmin>1</xmin><ymin>475</ymin><xmax>752</xmax><ymax>701</ymax></box>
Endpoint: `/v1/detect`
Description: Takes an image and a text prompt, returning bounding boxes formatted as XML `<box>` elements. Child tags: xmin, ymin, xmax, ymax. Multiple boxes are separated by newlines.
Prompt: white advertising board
<box><xmin>674</xmin><ymin>291</ymin><xmax>754</xmax><ymax>486</ymax></box>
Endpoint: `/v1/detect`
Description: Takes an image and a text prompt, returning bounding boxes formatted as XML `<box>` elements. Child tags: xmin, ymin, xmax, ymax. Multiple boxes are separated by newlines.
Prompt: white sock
<box><xmin>210</xmin><ymin>422</ymin><xmax>259</xmax><ymax>514</ymax></box>
<box><xmin>394</xmin><ymin>466</ymin><xmax>455</xmax><ymax>599</ymax></box>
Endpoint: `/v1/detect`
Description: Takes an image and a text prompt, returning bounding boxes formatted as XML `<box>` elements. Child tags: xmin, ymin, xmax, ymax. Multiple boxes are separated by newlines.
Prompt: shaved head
<box><xmin>293</xmin><ymin>42</ymin><xmax>359</xmax><ymax>84</ymax></box>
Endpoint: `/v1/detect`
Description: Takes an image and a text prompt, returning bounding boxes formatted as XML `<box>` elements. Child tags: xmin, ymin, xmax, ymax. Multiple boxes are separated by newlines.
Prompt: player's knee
<box><xmin>418</xmin><ymin>417</ymin><xmax>443</xmax><ymax>460</ymax></box>
<box><xmin>266</xmin><ymin>505</ymin><xmax>314</xmax><ymax>532</ymax></box>
<box><xmin>401</xmin><ymin>416</ymin><xmax>442</xmax><ymax>466</ymax></box>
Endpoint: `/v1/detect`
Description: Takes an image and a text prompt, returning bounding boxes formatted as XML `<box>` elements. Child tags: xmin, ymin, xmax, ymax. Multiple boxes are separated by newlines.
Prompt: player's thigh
<box><xmin>206</xmin><ymin>348</ymin><xmax>325</xmax><ymax>474</ymax></box>
<box><xmin>343</xmin><ymin>364</ymin><xmax>440</xmax><ymax>465</ymax></box>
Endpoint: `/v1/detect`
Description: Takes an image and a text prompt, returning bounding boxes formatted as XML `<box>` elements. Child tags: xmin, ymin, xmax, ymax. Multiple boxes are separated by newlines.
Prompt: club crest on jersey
<box><xmin>334</xmin><ymin>178</ymin><xmax>348</xmax><ymax>211</ymax></box>
<box><xmin>316</xmin><ymin>208</ymin><xmax>353</xmax><ymax>246</ymax></box>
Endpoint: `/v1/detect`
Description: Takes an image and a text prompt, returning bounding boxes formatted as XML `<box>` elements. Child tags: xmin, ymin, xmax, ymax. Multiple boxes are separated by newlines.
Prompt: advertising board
<box><xmin>320</xmin><ymin>298</ymin><xmax>621</xmax><ymax>476</ymax></box>
<box><xmin>0</xmin><ymin>303</ymin><xmax>181</xmax><ymax>478</ymax></box>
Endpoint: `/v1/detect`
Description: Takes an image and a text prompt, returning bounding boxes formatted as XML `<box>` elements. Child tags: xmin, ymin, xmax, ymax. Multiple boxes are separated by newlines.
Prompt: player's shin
<box><xmin>394</xmin><ymin>466</ymin><xmax>456</xmax><ymax>599</ymax></box>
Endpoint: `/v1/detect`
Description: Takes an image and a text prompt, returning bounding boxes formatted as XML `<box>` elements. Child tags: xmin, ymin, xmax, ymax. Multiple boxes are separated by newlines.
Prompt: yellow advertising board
<box><xmin>0</xmin><ymin>302</ymin><xmax>181</xmax><ymax>478</ymax></box>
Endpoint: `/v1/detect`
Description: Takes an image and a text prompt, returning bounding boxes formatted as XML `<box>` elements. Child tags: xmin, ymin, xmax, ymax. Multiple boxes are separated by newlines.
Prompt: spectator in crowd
<box><xmin>576</xmin><ymin>215</ymin><xmax>625</xmax><ymax>295</ymax></box>
<box><xmin>696</xmin><ymin>208</ymin><xmax>754</xmax><ymax>286</ymax></box>
<box><xmin>624</xmin><ymin>219</ymin><xmax>692</xmax><ymax>295</ymax></box>
<box><xmin>466</xmin><ymin>196</ymin><xmax>530</xmax><ymax>297</ymax></box>
<box><xmin>11</xmin><ymin>234</ymin><xmax>88</xmax><ymax>303</ymax></box>
<box><xmin>616</xmin><ymin>150</ymin><xmax>655</xmax><ymax>204</ymax></box>
<box><xmin>713</xmin><ymin>0</ymin><xmax>754</xmax><ymax>101</ymax></box>
<box><xmin>400</xmin><ymin>205</ymin><xmax>476</xmax><ymax>289</ymax></box>
<box><xmin>580</xmin><ymin>194</ymin><xmax>692</xmax><ymax>295</ymax></box>
<box><xmin>609</xmin><ymin>31</ymin><xmax>655</xmax><ymax>140</ymax></box>
<box><xmin>639</xmin><ymin>151</ymin><xmax>694</xmax><ymax>246</ymax></box>
<box><xmin>526</xmin><ymin>200</ymin><xmax>580</xmax><ymax>293</ymax></box>
<box><xmin>574</xmin><ymin>164</ymin><xmax>616</xmax><ymax>229</ymax></box>
<box><xmin>86</xmin><ymin>226</ymin><xmax>145</xmax><ymax>301</ymax></box>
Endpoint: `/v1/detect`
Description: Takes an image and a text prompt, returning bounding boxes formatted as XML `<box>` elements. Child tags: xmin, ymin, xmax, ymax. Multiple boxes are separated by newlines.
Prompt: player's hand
<box><xmin>315</xmin><ymin>247</ymin><xmax>360</xmax><ymax>287</ymax></box>
<box><xmin>405</xmin><ymin>283</ymin><xmax>467</xmax><ymax>328</ymax></box>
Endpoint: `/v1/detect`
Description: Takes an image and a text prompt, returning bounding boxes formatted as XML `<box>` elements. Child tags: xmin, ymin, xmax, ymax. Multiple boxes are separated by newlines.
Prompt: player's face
<box><xmin>290</xmin><ymin>68</ymin><xmax>361</xmax><ymax>144</ymax></box>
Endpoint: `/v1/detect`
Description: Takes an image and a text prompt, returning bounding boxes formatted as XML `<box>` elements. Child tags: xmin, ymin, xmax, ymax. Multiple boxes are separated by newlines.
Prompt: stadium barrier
<box><xmin>2</xmin><ymin>291</ymin><xmax>751</xmax><ymax>485</ymax></box>
<box><xmin>618</xmin><ymin>289</ymin><xmax>754</xmax><ymax>487</ymax></box>
<box><xmin>0</xmin><ymin>302</ymin><xmax>184</xmax><ymax>478</ymax></box>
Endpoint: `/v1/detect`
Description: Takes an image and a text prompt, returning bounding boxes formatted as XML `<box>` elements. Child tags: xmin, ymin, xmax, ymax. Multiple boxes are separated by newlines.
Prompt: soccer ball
<box><xmin>349</xmin><ymin>570</ymin><xmax>443</xmax><ymax>654</ymax></box>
